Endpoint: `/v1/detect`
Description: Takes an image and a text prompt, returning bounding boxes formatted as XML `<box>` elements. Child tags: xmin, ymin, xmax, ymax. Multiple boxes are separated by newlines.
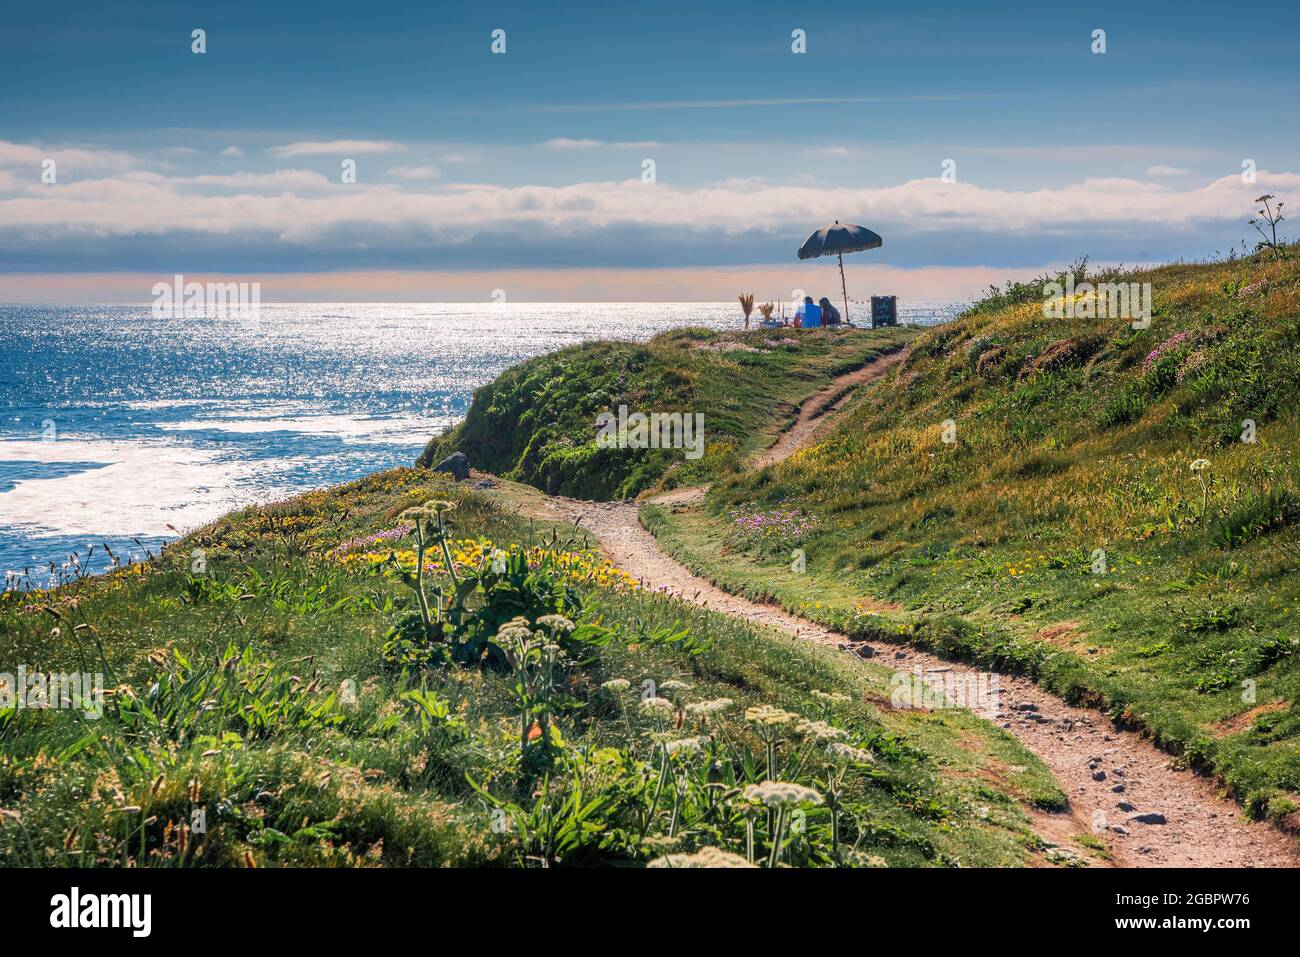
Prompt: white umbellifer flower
<box><xmin>742</xmin><ymin>781</ymin><xmax>824</xmax><ymax>809</ymax></box>
<box><xmin>745</xmin><ymin>705</ymin><xmax>798</xmax><ymax>727</ymax></box>
<box><xmin>685</xmin><ymin>697</ymin><xmax>734</xmax><ymax>716</ymax></box>
<box><xmin>647</xmin><ymin>847</ymin><xmax>755</xmax><ymax>869</ymax></box>
<box><xmin>796</xmin><ymin>719</ymin><xmax>848</xmax><ymax>742</ymax></box>
<box><xmin>1189</xmin><ymin>459</ymin><xmax>1211</xmax><ymax>471</ymax></box>
<box><xmin>536</xmin><ymin>614</ymin><xmax>575</xmax><ymax>634</ymax></box>
<box><xmin>660</xmin><ymin>679</ymin><xmax>692</xmax><ymax>692</ymax></box>
<box><xmin>496</xmin><ymin>616</ymin><xmax>533</xmax><ymax>644</ymax></box>
<box><xmin>827</xmin><ymin>742</ymin><xmax>875</xmax><ymax>764</ymax></box>
<box><xmin>638</xmin><ymin>696</ymin><xmax>677</xmax><ymax>714</ymax></box>
<box><xmin>665</xmin><ymin>736</ymin><xmax>705</xmax><ymax>756</ymax></box>
<box><xmin>601</xmin><ymin>678</ymin><xmax>631</xmax><ymax>692</ymax></box>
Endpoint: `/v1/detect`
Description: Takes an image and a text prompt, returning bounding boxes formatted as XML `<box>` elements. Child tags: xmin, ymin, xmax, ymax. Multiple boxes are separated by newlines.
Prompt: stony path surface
<box><xmin>510</xmin><ymin>353</ymin><xmax>1300</xmax><ymax>868</ymax></box>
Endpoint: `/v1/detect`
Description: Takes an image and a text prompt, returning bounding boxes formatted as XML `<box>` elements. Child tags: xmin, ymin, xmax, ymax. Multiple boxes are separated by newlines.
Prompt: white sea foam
<box><xmin>153</xmin><ymin>412</ymin><xmax>455</xmax><ymax>443</ymax></box>
<box><xmin>0</xmin><ymin>438</ymin><xmax>253</xmax><ymax>538</ymax></box>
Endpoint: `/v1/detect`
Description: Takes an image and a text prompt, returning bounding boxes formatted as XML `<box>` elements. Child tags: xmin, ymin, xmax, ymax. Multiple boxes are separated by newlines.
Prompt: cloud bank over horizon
<box><xmin>0</xmin><ymin>137</ymin><xmax>1290</xmax><ymax>293</ymax></box>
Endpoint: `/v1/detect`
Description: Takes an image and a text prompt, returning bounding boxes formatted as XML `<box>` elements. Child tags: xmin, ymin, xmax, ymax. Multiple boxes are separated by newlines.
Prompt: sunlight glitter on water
<box><xmin>0</xmin><ymin>301</ymin><xmax>959</xmax><ymax>578</ymax></box>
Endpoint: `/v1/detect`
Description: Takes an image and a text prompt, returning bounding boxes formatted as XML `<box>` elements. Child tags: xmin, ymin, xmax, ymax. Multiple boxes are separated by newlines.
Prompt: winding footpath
<box><xmin>509</xmin><ymin>351</ymin><xmax>1300</xmax><ymax>868</ymax></box>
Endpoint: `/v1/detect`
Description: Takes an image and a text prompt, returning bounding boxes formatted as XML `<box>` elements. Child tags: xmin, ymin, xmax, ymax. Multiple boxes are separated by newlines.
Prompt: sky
<box><xmin>1</xmin><ymin>0</ymin><xmax>1297</xmax><ymax>302</ymax></box>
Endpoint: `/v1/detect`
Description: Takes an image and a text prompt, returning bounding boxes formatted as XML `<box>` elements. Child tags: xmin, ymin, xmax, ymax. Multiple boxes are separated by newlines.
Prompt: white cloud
<box><xmin>0</xmin><ymin>140</ymin><xmax>139</xmax><ymax>173</ymax></box>
<box><xmin>220</xmin><ymin>146</ymin><xmax>245</xmax><ymax>158</ymax></box>
<box><xmin>172</xmin><ymin>169</ymin><xmax>333</xmax><ymax>189</ymax></box>
<box><xmin>541</xmin><ymin>138</ymin><xmax>659</xmax><ymax>150</ymax></box>
<box><xmin>711</xmin><ymin>176</ymin><xmax>771</xmax><ymax>191</ymax></box>
<box><xmin>543</xmin><ymin>138</ymin><xmax>602</xmax><ymax>149</ymax></box>
<box><xmin>1146</xmin><ymin>164</ymin><xmax>1194</xmax><ymax>176</ymax></box>
<box><xmin>268</xmin><ymin>140</ymin><xmax>407</xmax><ymax>157</ymax></box>
<box><xmin>2</xmin><ymin>168</ymin><xmax>1295</xmax><ymax>241</ymax></box>
<box><xmin>804</xmin><ymin>146</ymin><xmax>863</xmax><ymax>158</ymax></box>
<box><xmin>385</xmin><ymin>164</ymin><xmax>441</xmax><ymax>181</ymax></box>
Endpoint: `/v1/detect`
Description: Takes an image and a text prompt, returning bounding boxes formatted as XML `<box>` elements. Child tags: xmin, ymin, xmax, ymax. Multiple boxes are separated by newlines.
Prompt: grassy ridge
<box><xmin>421</xmin><ymin>325</ymin><xmax>915</xmax><ymax>500</ymax></box>
<box><xmin>0</xmin><ymin>466</ymin><xmax>1068</xmax><ymax>868</ymax></box>
<box><xmin>644</xmin><ymin>251</ymin><xmax>1300</xmax><ymax>825</ymax></box>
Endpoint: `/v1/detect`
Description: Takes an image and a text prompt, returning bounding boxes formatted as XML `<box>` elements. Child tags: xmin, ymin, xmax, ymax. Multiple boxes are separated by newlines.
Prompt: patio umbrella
<box><xmin>797</xmin><ymin>221</ymin><xmax>883</xmax><ymax>325</ymax></box>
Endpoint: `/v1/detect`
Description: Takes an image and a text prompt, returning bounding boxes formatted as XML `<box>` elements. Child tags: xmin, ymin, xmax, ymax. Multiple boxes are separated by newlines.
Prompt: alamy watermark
<box><xmin>50</xmin><ymin>887</ymin><xmax>151</xmax><ymax>937</ymax></box>
<box><xmin>890</xmin><ymin>666</ymin><xmax>1001</xmax><ymax>719</ymax></box>
<box><xmin>0</xmin><ymin>667</ymin><xmax>104</xmax><ymax>718</ymax></box>
<box><xmin>595</xmin><ymin>405</ymin><xmax>705</xmax><ymax>460</ymax></box>
<box><xmin>1042</xmin><ymin>274</ymin><xmax>1151</xmax><ymax>329</ymax></box>
<box><xmin>152</xmin><ymin>274</ymin><xmax>261</xmax><ymax>323</ymax></box>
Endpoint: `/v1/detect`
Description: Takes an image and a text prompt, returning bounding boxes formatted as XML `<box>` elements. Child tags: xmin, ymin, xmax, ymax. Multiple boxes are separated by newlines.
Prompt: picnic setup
<box><xmin>739</xmin><ymin>221</ymin><xmax>897</xmax><ymax>329</ymax></box>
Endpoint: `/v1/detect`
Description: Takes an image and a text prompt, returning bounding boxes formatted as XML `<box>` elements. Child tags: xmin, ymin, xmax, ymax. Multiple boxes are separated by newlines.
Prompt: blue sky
<box><xmin>1</xmin><ymin>0</ymin><xmax>1297</xmax><ymax>300</ymax></box>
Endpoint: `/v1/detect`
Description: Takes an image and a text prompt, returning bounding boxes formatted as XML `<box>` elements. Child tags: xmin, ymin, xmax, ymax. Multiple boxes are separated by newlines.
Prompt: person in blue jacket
<box><xmin>801</xmin><ymin>296</ymin><xmax>822</xmax><ymax>328</ymax></box>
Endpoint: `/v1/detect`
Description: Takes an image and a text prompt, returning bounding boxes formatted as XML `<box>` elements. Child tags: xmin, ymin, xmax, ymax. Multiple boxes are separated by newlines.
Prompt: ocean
<box><xmin>0</xmin><ymin>301</ymin><xmax>960</xmax><ymax>586</ymax></box>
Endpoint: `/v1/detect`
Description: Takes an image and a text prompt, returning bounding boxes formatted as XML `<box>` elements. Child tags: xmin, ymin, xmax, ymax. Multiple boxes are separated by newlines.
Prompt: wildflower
<box><xmin>601</xmin><ymin>678</ymin><xmax>631</xmax><ymax>693</ymax></box>
<box><xmin>742</xmin><ymin>781</ymin><xmax>824</xmax><ymax>809</ymax></box>
<box><xmin>496</xmin><ymin>617</ymin><xmax>534</xmax><ymax>644</ymax></box>
<box><xmin>796</xmin><ymin>719</ymin><xmax>848</xmax><ymax>742</ymax></box>
<box><xmin>536</xmin><ymin>614</ymin><xmax>575</xmax><ymax>634</ymax></box>
<box><xmin>660</xmin><ymin>679</ymin><xmax>692</xmax><ymax>692</ymax></box>
<box><xmin>1139</xmin><ymin>330</ymin><xmax>1197</xmax><ymax>376</ymax></box>
<box><xmin>1175</xmin><ymin>348</ymin><xmax>1209</xmax><ymax>384</ymax></box>
<box><xmin>665</xmin><ymin>736</ymin><xmax>706</xmax><ymax>756</ymax></box>
<box><xmin>647</xmin><ymin>847</ymin><xmax>755</xmax><ymax>869</ymax></box>
<box><xmin>527</xmin><ymin>722</ymin><xmax>543</xmax><ymax>742</ymax></box>
<box><xmin>684</xmin><ymin>697</ymin><xmax>733</xmax><ymax>716</ymax></box>
<box><xmin>1189</xmin><ymin>459</ymin><xmax>1212</xmax><ymax>517</ymax></box>
<box><xmin>745</xmin><ymin>705</ymin><xmax>798</xmax><ymax>727</ymax></box>
<box><xmin>423</xmin><ymin>499</ymin><xmax>455</xmax><ymax>515</ymax></box>
<box><xmin>327</xmin><ymin>525</ymin><xmax>412</xmax><ymax>556</ymax></box>
<box><xmin>827</xmin><ymin>742</ymin><xmax>875</xmax><ymax>764</ymax></box>
<box><xmin>638</xmin><ymin>696</ymin><xmax>677</xmax><ymax>715</ymax></box>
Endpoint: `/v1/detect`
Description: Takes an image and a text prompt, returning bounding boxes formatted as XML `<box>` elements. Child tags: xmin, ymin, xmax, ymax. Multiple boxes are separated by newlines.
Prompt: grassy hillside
<box><xmin>644</xmin><ymin>249</ymin><xmax>1300</xmax><ymax>825</ymax></box>
<box><xmin>420</xmin><ymin>325</ymin><xmax>915</xmax><ymax>500</ymax></box>
<box><xmin>0</xmin><ymin>466</ymin><xmax>1068</xmax><ymax>868</ymax></box>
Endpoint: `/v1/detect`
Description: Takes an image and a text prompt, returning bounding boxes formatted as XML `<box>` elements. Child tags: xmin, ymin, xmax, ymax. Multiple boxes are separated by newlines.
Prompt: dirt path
<box><xmin>508</xmin><ymin>352</ymin><xmax>1300</xmax><ymax>868</ymax></box>
<box><xmin>751</xmin><ymin>351</ymin><xmax>905</xmax><ymax>469</ymax></box>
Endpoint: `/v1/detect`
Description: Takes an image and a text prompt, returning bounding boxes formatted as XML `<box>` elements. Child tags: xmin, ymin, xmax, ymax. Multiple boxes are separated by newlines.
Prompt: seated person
<box><xmin>819</xmin><ymin>297</ymin><xmax>842</xmax><ymax>325</ymax></box>
<box><xmin>801</xmin><ymin>295</ymin><xmax>821</xmax><ymax>328</ymax></box>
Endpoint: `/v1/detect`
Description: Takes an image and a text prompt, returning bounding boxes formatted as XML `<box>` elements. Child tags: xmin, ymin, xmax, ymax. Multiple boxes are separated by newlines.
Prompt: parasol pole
<box><xmin>837</xmin><ymin>251</ymin><xmax>850</xmax><ymax>326</ymax></box>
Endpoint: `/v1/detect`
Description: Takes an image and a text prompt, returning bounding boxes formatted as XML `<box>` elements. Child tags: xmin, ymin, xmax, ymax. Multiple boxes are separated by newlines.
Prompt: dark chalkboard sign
<box><xmin>871</xmin><ymin>296</ymin><xmax>898</xmax><ymax>327</ymax></box>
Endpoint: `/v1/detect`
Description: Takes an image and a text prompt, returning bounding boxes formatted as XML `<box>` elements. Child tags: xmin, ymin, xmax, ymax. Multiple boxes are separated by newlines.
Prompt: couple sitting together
<box><xmin>795</xmin><ymin>296</ymin><xmax>842</xmax><ymax>328</ymax></box>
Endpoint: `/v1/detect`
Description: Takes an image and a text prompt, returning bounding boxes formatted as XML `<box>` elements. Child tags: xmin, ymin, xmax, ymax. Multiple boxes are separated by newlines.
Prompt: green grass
<box><xmin>643</xmin><ymin>249</ymin><xmax>1300</xmax><ymax>827</ymax></box>
<box><xmin>422</xmin><ymin>325</ymin><xmax>916</xmax><ymax>500</ymax></box>
<box><xmin>0</xmin><ymin>465</ymin><xmax>1062</xmax><ymax>868</ymax></box>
